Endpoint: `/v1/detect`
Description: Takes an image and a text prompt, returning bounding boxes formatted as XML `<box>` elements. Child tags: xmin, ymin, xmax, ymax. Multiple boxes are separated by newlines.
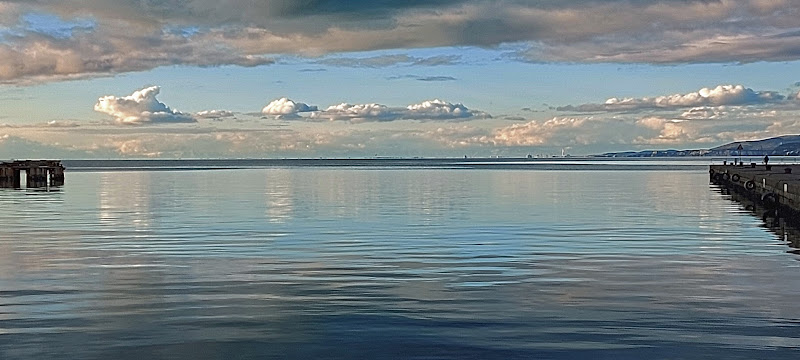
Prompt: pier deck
<box><xmin>710</xmin><ymin>164</ymin><xmax>800</xmax><ymax>213</ymax></box>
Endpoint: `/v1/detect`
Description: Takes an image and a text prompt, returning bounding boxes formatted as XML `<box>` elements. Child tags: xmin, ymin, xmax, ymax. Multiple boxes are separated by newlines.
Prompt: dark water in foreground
<box><xmin>1</xmin><ymin>164</ymin><xmax>799</xmax><ymax>359</ymax></box>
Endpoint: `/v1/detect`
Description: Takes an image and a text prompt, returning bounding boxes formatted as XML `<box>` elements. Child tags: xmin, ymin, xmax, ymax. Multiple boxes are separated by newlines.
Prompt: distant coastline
<box><xmin>595</xmin><ymin>134</ymin><xmax>800</xmax><ymax>157</ymax></box>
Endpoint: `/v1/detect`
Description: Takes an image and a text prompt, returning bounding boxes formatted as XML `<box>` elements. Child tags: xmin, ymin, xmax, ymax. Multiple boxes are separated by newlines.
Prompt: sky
<box><xmin>2</xmin><ymin>0</ymin><xmax>800</xmax><ymax>158</ymax></box>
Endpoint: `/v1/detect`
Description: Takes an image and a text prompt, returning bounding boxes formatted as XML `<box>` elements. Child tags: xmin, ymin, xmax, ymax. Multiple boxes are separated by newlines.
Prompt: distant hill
<box><xmin>707</xmin><ymin>135</ymin><xmax>800</xmax><ymax>156</ymax></box>
<box><xmin>596</xmin><ymin>134</ymin><xmax>800</xmax><ymax>157</ymax></box>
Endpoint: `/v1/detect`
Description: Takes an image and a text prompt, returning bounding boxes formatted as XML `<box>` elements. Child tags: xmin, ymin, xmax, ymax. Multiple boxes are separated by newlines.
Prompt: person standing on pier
<box><xmin>764</xmin><ymin>155</ymin><xmax>770</xmax><ymax>165</ymax></box>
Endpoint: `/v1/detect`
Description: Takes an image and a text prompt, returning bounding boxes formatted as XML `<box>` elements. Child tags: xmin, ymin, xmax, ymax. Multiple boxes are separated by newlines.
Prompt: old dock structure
<box><xmin>0</xmin><ymin>160</ymin><xmax>65</xmax><ymax>188</ymax></box>
<box><xmin>710</xmin><ymin>163</ymin><xmax>800</xmax><ymax>217</ymax></box>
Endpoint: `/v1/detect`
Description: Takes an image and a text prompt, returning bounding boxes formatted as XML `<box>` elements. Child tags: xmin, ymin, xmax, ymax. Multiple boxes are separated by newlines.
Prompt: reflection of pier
<box><xmin>710</xmin><ymin>164</ymin><xmax>800</xmax><ymax>253</ymax></box>
<box><xmin>714</xmin><ymin>188</ymin><xmax>800</xmax><ymax>253</ymax></box>
<box><xmin>0</xmin><ymin>160</ymin><xmax>65</xmax><ymax>188</ymax></box>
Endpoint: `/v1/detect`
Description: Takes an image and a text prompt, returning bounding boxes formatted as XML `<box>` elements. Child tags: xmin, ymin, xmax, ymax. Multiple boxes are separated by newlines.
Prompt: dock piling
<box><xmin>0</xmin><ymin>160</ymin><xmax>65</xmax><ymax>189</ymax></box>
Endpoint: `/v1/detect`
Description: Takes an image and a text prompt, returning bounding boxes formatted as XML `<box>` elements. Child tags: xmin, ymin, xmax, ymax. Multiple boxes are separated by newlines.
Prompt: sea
<box><xmin>1</xmin><ymin>158</ymin><xmax>799</xmax><ymax>359</ymax></box>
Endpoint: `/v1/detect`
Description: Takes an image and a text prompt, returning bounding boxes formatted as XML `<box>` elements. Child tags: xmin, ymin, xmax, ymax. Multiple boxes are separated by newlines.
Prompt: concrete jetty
<box><xmin>710</xmin><ymin>163</ymin><xmax>800</xmax><ymax>216</ymax></box>
<box><xmin>0</xmin><ymin>160</ymin><xmax>65</xmax><ymax>188</ymax></box>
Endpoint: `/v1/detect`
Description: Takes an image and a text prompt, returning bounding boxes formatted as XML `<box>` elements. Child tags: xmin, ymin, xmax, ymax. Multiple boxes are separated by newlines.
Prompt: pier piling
<box><xmin>0</xmin><ymin>160</ymin><xmax>65</xmax><ymax>189</ymax></box>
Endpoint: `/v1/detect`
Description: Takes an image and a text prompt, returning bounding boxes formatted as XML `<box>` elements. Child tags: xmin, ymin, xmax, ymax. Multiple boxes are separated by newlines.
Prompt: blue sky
<box><xmin>2</xmin><ymin>0</ymin><xmax>800</xmax><ymax>158</ymax></box>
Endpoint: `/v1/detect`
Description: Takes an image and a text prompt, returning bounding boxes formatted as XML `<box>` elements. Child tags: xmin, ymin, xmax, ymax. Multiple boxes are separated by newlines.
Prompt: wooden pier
<box><xmin>710</xmin><ymin>163</ymin><xmax>800</xmax><ymax>216</ymax></box>
<box><xmin>0</xmin><ymin>160</ymin><xmax>65</xmax><ymax>188</ymax></box>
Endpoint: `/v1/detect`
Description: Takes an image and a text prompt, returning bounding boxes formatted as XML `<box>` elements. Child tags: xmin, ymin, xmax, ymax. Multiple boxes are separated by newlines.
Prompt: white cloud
<box><xmin>559</xmin><ymin>85</ymin><xmax>784</xmax><ymax>112</ymax></box>
<box><xmin>632</xmin><ymin>116</ymin><xmax>705</xmax><ymax>145</ymax></box>
<box><xmin>196</xmin><ymin>110</ymin><xmax>235</xmax><ymax>119</ymax></box>
<box><xmin>262</xmin><ymin>97</ymin><xmax>318</xmax><ymax>116</ymax></box>
<box><xmin>679</xmin><ymin>107</ymin><xmax>727</xmax><ymax>120</ymax></box>
<box><xmin>406</xmin><ymin>99</ymin><xmax>474</xmax><ymax>119</ymax></box>
<box><xmin>399</xmin><ymin>115</ymin><xmax>689</xmax><ymax>150</ymax></box>
<box><xmin>314</xmin><ymin>103</ymin><xmax>393</xmax><ymax>122</ymax></box>
<box><xmin>477</xmin><ymin>114</ymin><xmax>722</xmax><ymax>148</ymax></box>
<box><xmin>413</xmin><ymin>125</ymin><xmax>491</xmax><ymax>147</ymax></box>
<box><xmin>491</xmin><ymin>117</ymin><xmax>592</xmax><ymax>146</ymax></box>
<box><xmin>636</xmin><ymin>116</ymin><xmax>672</xmax><ymax>131</ymax></box>
<box><xmin>310</xmin><ymin>99</ymin><xmax>487</xmax><ymax>122</ymax></box>
<box><xmin>94</xmin><ymin>86</ymin><xmax>196</xmax><ymax>125</ymax></box>
<box><xmin>114</xmin><ymin>139</ymin><xmax>161</xmax><ymax>157</ymax></box>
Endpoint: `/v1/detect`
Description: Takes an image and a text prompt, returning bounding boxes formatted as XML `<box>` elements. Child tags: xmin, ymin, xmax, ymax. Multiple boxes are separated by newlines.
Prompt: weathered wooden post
<box><xmin>12</xmin><ymin>169</ymin><xmax>21</xmax><ymax>188</ymax></box>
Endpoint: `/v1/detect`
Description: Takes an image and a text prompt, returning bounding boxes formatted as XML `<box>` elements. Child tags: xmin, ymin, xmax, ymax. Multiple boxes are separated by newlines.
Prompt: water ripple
<box><xmin>1</xmin><ymin>169</ymin><xmax>799</xmax><ymax>359</ymax></box>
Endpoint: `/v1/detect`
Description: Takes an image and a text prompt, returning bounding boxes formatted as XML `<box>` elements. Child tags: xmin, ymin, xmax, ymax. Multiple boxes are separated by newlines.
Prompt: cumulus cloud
<box><xmin>315</xmin><ymin>103</ymin><xmax>393</xmax><ymax>122</ymax></box>
<box><xmin>558</xmin><ymin>85</ymin><xmax>785</xmax><ymax>112</ymax></box>
<box><xmin>195</xmin><ymin>110</ymin><xmax>234</xmax><ymax>119</ymax></box>
<box><xmin>406</xmin><ymin>99</ymin><xmax>476</xmax><ymax>119</ymax></box>
<box><xmin>1</xmin><ymin>1</ymin><xmax>799</xmax><ymax>82</ymax></box>
<box><xmin>94</xmin><ymin>86</ymin><xmax>196</xmax><ymax>125</ymax></box>
<box><xmin>261</xmin><ymin>97</ymin><xmax>318</xmax><ymax>117</ymax></box>
<box><xmin>309</xmin><ymin>99</ymin><xmax>487</xmax><ymax>122</ymax></box>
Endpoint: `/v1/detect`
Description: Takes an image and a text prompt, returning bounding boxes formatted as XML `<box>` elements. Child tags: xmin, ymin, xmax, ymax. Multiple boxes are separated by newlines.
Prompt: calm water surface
<box><xmin>1</xmin><ymin>167</ymin><xmax>799</xmax><ymax>359</ymax></box>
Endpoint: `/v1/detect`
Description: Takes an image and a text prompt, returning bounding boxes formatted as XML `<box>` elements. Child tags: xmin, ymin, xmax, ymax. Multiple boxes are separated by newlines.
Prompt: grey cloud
<box><xmin>410</xmin><ymin>55</ymin><xmax>460</xmax><ymax>66</ymax></box>
<box><xmin>0</xmin><ymin>134</ymin><xmax>115</xmax><ymax>159</ymax></box>
<box><xmin>0</xmin><ymin>120</ymin><xmax>79</xmax><ymax>129</ymax></box>
<box><xmin>0</xmin><ymin>29</ymin><xmax>274</xmax><ymax>84</ymax></box>
<box><xmin>524</xmin><ymin>30</ymin><xmax>800</xmax><ymax>64</ymax></box>
<box><xmin>30</xmin><ymin>0</ymin><xmax>467</xmax><ymax>26</ymax></box>
<box><xmin>317</xmin><ymin>54</ymin><xmax>417</xmax><ymax>68</ymax></box>
<box><xmin>418</xmin><ymin>76</ymin><xmax>457</xmax><ymax>82</ymax></box>
<box><xmin>386</xmin><ymin>74</ymin><xmax>420</xmax><ymax>80</ymax></box>
<box><xmin>2</xmin><ymin>1</ymin><xmax>800</xmax><ymax>82</ymax></box>
<box><xmin>387</xmin><ymin>74</ymin><xmax>457</xmax><ymax>81</ymax></box>
<box><xmin>316</xmin><ymin>54</ymin><xmax>459</xmax><ymax>68</ymax></box>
